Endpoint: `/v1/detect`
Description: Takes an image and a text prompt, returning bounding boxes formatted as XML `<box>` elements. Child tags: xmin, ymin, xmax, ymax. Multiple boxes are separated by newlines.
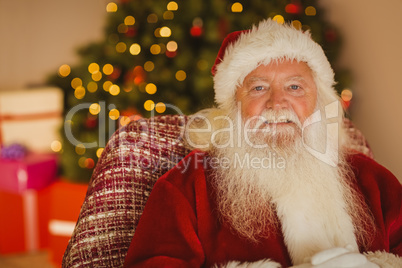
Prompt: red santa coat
<box><xmin>124</xmin><ymin>150</ymin><xmax>402</xmax><ymax>267</ymax></box>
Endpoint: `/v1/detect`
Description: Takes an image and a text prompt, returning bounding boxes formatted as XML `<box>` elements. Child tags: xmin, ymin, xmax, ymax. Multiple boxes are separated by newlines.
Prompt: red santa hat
<box><xmin>211</xmin><ymin>19</ymin><xmax>337</xmax><ymax>110</ymax></box>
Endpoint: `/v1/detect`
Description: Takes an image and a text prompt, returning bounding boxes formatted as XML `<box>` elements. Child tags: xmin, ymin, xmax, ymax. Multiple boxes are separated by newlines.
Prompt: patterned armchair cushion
<box><xmin>62</xmin><ymin>115</ymin><xmax>373</xmax><ymax>268</ymax></box>
<box><xmin>62</xmin><ymin>115</ymin><xmax>190</xmax><ymax>267</ymax></box>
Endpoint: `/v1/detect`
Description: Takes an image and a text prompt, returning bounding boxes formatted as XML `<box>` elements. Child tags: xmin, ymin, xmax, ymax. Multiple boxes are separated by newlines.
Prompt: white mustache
<box><xmin>255</xmin><ymin>109</ymin><xmax>302</xmax><ymax>129</ymax></box>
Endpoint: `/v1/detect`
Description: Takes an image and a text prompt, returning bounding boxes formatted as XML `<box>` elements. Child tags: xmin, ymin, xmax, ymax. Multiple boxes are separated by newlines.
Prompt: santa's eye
<box><xmin>254</xmin><ymin>86</ymin><xmax>264</xmax><ymax>91</ymax></box>
<box><xmin>290</xmin><ymin>85</ymin><xmax>300</xmax><ymax>90</ymax></box>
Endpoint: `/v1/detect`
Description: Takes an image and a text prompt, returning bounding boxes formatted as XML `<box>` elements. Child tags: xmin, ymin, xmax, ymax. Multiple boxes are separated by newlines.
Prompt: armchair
<box><xmin>62</xmin><ymin>115</ymin><xmax>373</xmax><ymax>267</ymax></box>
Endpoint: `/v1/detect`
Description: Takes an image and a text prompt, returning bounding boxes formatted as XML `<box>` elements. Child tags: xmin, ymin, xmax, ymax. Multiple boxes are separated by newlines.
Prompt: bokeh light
<box><xmin>74</xmin><ymin>86</ymin><xmax>85</xmax><ymax>99</ymax></box>
<box><xmin>119</xmin><ymin>116</ymin><xmax>131</xmax><ymax>126</ymax></box>
<box><xmin>155</xmin><ymin>102</ymin><xmax>166</xmax><ymax>113</ymax></box>
<box><xmin>145</xmin><ymin>83</ymin><xmax>157</xmax><ymax>94</ymax></box>
<box><xmin>103</xmin><ymin>81</ymin><xmax>113</xmax><ymax>92</ymax></box>
<box><xmin>106</xmin><ymin>2</ymin><xmax>117</xmax><ymax>12</ymax></box>
<box><xmin>87</xmin><ymin>82</ymin><xmax>98</xmax><ymax>93</ymax></box>
<box><xmin>231</xmin><ymin>2</ymin><xmax>243</xmax><ymax>13</ymax></box>
<box><xmin>163</xmin><ymin>11</ymin><xmax>174</xmax><ymax>20</ymax></box>
<box><xmin>84</xmin><ymin>158</ymin><xmax>95</xmax><ymax>169</ymax></box>
<box><xmin>123</xmin><ymin>87</ymin><xmax>133</xmax><ymax>93</ymax></box>
<box><xmin>341</xmin><ymin>89</ymin><xmax>353</xmax><ymax>102</ymax></box>
<box><xmin>130</xmin><ymin>43</ymin><xmax>141</xmax><ymax>55</ymax></box>
<box><xmin>305</xmin><ymin>6</ymin><xmax>317</xmax><ymax>16</ymax></box>
<box><xmin>292</xmin><ymin>20</ymin><xmax>302</xmax><ymax>30</ymax></box>
<box><xmin>285</xmin><ymin>4</ymin><xmax>300</xmax><ymax>14</ymax></box>
<box><xmin>144</xmin><ymin>100</ymin><xmax>155</xmax><ymax>111</ymax></box>
<box><xmin>118</xmin><ymin>23</ymin><xmax>128</xmax><ymax>34</ymax></box>
<box><xmin>166</xmin><ymin>41</ymin><xmax>178</xmax><ymax>52</ymax></box>
<box><xmin>150</xmin><ymin>44</ymin><xmax>161</xmax><ymax>54</ymax></box>
<box><xmin>160</xmin><ymin>26</ymin><xmax>172</xmax><ymax>37</ymax></box>
<box><xmin>109</xmin><ymin>84</ymin><xmax>120</xmax><ymax>96</ymax></box>
<box><xmin>109</xmin><ymin>109</ymin><xmax>120</xmax><ymax>120</ymax></box>
<box><xmin>167</xmin><ymin>1</ymin><xmax>178</xmax><ymax>11</ymax></box>
<box><xmin>273</xmin><ymin>15</ymin><xmax>285</xmax><ymax>24</ymax></box>
<box><xmin>144</xmin><ymin>61</ymin><xmax>155</xmax><ymax>72</ymax></box>
<box><xmin>58</xmin><ymin>64</ymin><xmax>71</xmax><ymax>77</ymax></box>
<box><xmin>75</xmin><ymin>144</ymin><xmax>86</xmax><ymax>155</ymax></box>
<box><xmin>71</xmin><ymin>77</ymin><xmax>82</xmax><ymax>89</ymax></box>
<box><xmin>78</xmin><ymin>157</ymin><xmax>87</xmax><ymax>168</ymax></box>
<box><xmin>51</xmin><ymin>140</ymin><xmax>62</xmax><ymax>152</ymax></box>
<box><xmin>96</xmin><ymin>148</ymin><xmax>104</xmax><ymax>158</ymax></box>
<box><xmin>175</xmin><ymin>70</ymin><xmax>186</xmax><ymax>81</ymax></box>
<box><xmin>89</xmin><ymin>103</ymin><xmax>101</xmax><ymax>115</ymax></box>
<box><xmin>154</xmin><ymin>28</ymin><xmax>162</xmax><ymax>38</ymax></box>
<box><xmin>124</xmin><ymin>16</ymin><xmax>135</xmax><ymax>25</ymax></box>
<box><xmin>102</xmin><ymin>64</ymin><xmax>114</xmax><ymax>75</ymax></box>
<box><xmin>88</xmin><ymin>63</ymin><xmax>100</xmax><ymax>74</ymax></box>
<box><xmin>91</xmin><ymin>71</ymin><xmax>102</xmax><ymax>81</ymax></box>
<box><xmin>147</xmin><ymin>14</ymin><xmax>158</xmax><ymax>23</ymax></box>
<box><xmin>116</xmin><ymin>42</ymin><xmax>127</xmax><ymax>53</ymax></box>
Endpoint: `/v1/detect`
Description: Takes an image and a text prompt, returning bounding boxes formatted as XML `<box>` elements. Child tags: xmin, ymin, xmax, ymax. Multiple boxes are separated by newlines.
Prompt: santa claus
<box><xmin>124</xmin><ymin>19</ymin><xmax>402</xmax><ymax>267</ymax></box>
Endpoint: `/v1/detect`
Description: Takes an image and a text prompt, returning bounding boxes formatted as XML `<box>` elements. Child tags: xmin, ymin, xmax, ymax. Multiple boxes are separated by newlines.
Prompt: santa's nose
<box><xmin>266</xmin><ymin>88</ymin><xmax>289</xmax><ymax>110</ymax></box>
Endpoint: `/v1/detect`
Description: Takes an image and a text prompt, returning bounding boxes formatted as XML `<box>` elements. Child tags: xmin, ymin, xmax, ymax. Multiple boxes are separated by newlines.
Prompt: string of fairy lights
<box><xmin>53</xmin><ymin>1</ymin><xmax>353</xmax><ymax>171</ymax></box>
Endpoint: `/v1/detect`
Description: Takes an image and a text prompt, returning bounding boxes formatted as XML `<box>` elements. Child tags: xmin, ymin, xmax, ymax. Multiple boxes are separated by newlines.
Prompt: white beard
<box><xmin>202</xmin><ymin>107</ymin><xmax>375</xmax><ymax>265</ymax></box>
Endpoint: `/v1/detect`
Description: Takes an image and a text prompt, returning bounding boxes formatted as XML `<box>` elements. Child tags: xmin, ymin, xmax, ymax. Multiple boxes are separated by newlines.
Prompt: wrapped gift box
<box><xmin>0</xmin><ymin>188</ymin><xmax>50</xmax><ymax>254</ymax></box>
<box><xmin>0</xmin><ymin>153</ymin><xmax>59</xmax><ymax>254</ymax></box>
<box><xmin>0</xmin><ymin>180</ymin><xmax>88</xmax><ymax>258</ymax></box>
<box><xmin>0</xmin><ymin>153</ymin><xmax>58</xmax><ymax>194</ymax></box>
<box><xmin>0</xmin><ymin>87</ymin><xmax>63</xmax><ymax>152</ymax></box>
<box><xmin>46</xmin><ymin>180</ymin><xmax>88</xmax><ymax>265</ymax></box>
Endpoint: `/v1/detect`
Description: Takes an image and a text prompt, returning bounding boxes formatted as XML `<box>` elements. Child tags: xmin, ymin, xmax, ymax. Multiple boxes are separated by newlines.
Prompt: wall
<box><xmin>320</xmin><ymin>0</ymin><xmax>402</xmax><ymax>181</ymax></box>
<box><xmin>0</xmin><ymin>0</ymin><xmax>401</xmax><ymax>181</ymax></box>
<box><xmin>0</xmin><ymin>0</ymin><xmax>108</xmax><ymax>89</ymax></box>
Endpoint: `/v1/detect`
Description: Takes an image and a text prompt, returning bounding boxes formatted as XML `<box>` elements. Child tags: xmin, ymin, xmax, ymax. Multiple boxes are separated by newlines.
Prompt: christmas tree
<box><xmin>48</xmin><ymin>0</ymin><xmax>351</xmax><ymax>183</ymax></box>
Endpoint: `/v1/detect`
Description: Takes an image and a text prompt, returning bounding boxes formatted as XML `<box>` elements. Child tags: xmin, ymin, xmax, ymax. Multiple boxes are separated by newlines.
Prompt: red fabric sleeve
<box><xmin>123</xmin><ymin>152</ymin><xmax>206</xmax><ymax>267</ymax></box>
<box><xmin>351</xmin><ymin>153</ymin><xmax>402</xmax><ymax>256</ymax></box>
<box><xmin>123</xmin><ymin>150</ymin><xmax>402</xmax><ymax>267</ymax></box>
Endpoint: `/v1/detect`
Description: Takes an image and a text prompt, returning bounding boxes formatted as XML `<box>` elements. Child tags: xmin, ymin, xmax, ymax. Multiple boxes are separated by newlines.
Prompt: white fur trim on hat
<box><xmin>213</xmin><ymin>19</ymin><xmax>337</xmax><ymax>110</ymax></box>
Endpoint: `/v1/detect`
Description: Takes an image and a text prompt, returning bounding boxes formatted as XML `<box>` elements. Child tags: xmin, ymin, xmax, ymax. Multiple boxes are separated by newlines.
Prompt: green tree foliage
<box><xmin>48</xmin><ymin>0</ymin><xmax>349</xmax><ymax>183</ymax></box>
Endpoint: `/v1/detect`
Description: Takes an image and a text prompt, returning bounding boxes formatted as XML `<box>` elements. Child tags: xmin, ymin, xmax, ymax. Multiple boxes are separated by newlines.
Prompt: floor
<box><xmin>0</xmin><ymin>251</ymin><xmax>56</xmax><ymax>268</ymax></box>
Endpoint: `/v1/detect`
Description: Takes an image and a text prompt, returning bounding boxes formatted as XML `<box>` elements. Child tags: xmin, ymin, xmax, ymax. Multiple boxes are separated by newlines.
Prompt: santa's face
<box><xmin>235</xmin><ymin>60</ymin><xmax>317</xmax><ymax>127</ymax></box>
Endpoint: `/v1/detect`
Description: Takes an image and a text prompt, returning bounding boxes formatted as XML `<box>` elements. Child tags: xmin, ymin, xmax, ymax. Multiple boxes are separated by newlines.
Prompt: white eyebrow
<box><xmin>286</xmin><ymin>76</ymin><xmax>305</xmax><ymax>81</ymax></box>
<box><xmin>245</xmin><ymin>75</ymin><xmax>306</xmax><ymax>85</ymax></box>
<box><xmin>244</xmin><ymin>76</ymin><xmax>270</xmax><ymax>85</ymax></box>
<box><xmin>248</xmin><ymin>76</ymin><xmax>270</xmax><ymax>81</ymax></box>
